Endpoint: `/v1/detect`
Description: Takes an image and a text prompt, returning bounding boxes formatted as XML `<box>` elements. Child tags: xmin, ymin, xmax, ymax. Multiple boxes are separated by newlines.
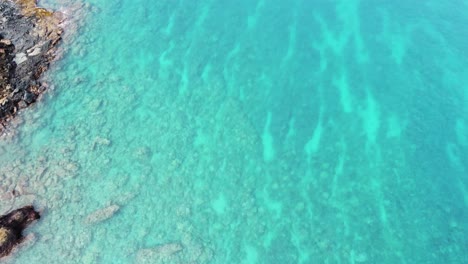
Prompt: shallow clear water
<box><xmin>1</xmin><ymin>0</ymin><xmax>467</xmax><ymax>263</ymax></box>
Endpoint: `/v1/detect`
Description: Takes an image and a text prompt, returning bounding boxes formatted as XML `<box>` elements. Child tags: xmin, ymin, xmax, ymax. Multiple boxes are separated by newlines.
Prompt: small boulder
<box><xmin>0</xmin><ymin>205</ymin><xmax>40</xmax><ymax>258</ymax></box>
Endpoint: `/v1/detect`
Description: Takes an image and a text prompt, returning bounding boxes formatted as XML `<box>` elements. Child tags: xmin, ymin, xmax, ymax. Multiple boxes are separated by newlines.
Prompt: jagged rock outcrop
<box><xmin>0</xmin><ymin>205</ymin><xmax>40</xmax><ymax>258</ymax></box>
<box><xmin>0</xmin><ymin>0</ymin><xmax>62</xmax><ymax>130</ymax></box>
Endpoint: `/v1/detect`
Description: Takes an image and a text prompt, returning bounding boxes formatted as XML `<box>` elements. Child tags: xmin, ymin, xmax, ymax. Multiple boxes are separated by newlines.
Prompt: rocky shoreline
<box><xmin>0</xmin><ymin>0</ymin><xmax>62</xmax><ymax>133</ymax></box>
<box><xmin>0</xmin><ymin>0</ymin><xmax>62</xmax><ymax>258</ymax></box>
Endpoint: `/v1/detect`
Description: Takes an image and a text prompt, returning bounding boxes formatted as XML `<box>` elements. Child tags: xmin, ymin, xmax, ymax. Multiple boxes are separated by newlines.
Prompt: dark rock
<box><xmin>0</xmin><ymin>0</ymin><xmax>62</xmax><ymax>131</ymax></box>
<box><xmin>23</xmin><ymin>90</ymin><xmax>36</xmax><ymax>104</ymax></box>
<box><xmin>0</xmin><ymin>205</ymin><xmax>40</xmax><ymax>258</ymax></box>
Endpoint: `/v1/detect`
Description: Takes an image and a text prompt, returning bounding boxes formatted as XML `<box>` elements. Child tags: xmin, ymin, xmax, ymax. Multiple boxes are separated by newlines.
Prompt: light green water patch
<box><xmin>314</xmin><ymin>13</ymin><xmax>347</xmax><ymax>56</ymax></box>
<box><xmin>446</xmin><ymin>142</ymin><xmax>464</xmax><ymax>170</ymax></box>
<box><xmin>379</xmin><ymin>9</ymin><xmax>410</xmax><ymax>65</ymax></box>
<box><xmin>211</xmin><ymin>193</ymin><xmax>228</xmax><ymax>214</ymax></box>
<box><xmin>445</xmin><ymin>142</ymin><xmax>468</xmax><ymax>222</ymax></box>
<box><xmin>349</xmin><ymin>249</ymin><xmax>370</xmax><ymax>264</ymax></box>
<box><xmin>223</xmin><ymin>43</ymin><xmax>241</xmax><ymax>94</ymax></box>
<box><xmin>261</xmin><ymin>112</ymin><xmax>275</xmax><ymax>162</ymax></box>
<box><xmin>290</xmin><ymin>230</ymin><xmax>310</xmax><ymax>264</ymax></box>
<box><xmin>313</xmin><ymin>0</ymin><xmax>369</xmax><ymax>63</ymax></box>
<box><xmin>158</xmin><ymin>41</ymin><xmax>175</xmax><ymax>77</ymax></box>
<box><xmin>261</xmin><ymin>229</ymin><xmax>276</xmax><ymax>250</ymax></box>
<box><xmin>455</xmin><ymin>119</ymin><xmax>467</xmax><ymax>146</ymax></box>
<box><xmin>179</xmin><ymin>64</ymin><xmax>189</xmax><ymax>95</ymax></box>
<box><xmin>285</xmin><ymin>116</ymin><xmax>296</xmax><ymax>142</ymax></box>
<box><xmin>445</xmin><ymin>142</ymin><xmax>468</xmax><ymax>206</ymax></box>
<box><xmin>317</xmin><ymin>47</ymin><xmax>328</xmax><ymax>74</ymax></box>
<box><xmin>246</xmin><ymin>0</ymin><xmax>265</xmax><ymax>31</ymax></box>
<box><xmin>361</xmin><ymin>91</ymin><xmax>381</xmax><ymax>146</ymax></box>
<box><xmin>193</xmin><ymin>129</ymin><xmax>209</xmax><ymax>147</ymax></box>
<box><xmin>163</xmin><ymin>12</ymin><xmax>176</xmax><ymax>36</ymax></box>
<box><xmin>243</xmin><ymin>244</ymin><xmax>258</xmax><ymax>264</ymax></box>
<box><xmin>336</xmin><ymin>0</ymin><xmax>369</xmax><ymax>63</ymax></box>
<box><xmin>331</xmin><ymin>138</ymin><xmax>346</xmax><ymax>197</ymax></box>
<box><xmin>304</xmin><ymin>108</ymin><xmax>323</xmax><ymax>159</ymax></box>
<box><xmin>386</xmin><ymin>113</ymin><xmax>406</xmax><ymax>139</ymax></box>
<box><xmin>371</xmin><ymin>177</ymin><xmax>388</xmax><ymax>226</ymax></box>
<box><xmin>333</xmin><ymin>72</ymin><xmax>353</xmax><ymax>113</ymax></box>
<box><xmin>390</xmin><ymin>34</ymin><xmax>407</xmax><ymax>65</ymax></box>
<box><xmin>201</xmin><ymin>63</ymin><xmax>212</xmax><ymax>84</ymax></box>
<box><xmin>280</xmin><ymin>15</ymin><xmax>297</xmax><ymax>69</ymax></box>
<box><xmin>258</xmin><ymin>185</ymin><xmax>283</xmax><ymax>219</ymax></box>
<box><xmin>193</xmin><ymin>0</ymin><xmax>211</xmax><ymax>30</ymax></box>
<box><xmin>465</xmin><ymin>84</ymin><xmax>468</xmax><ymax>112</ymax></box>
<box><xmin>304</xmin><ymin>110</ymin><xmax>323</xmax><ymax>160</ymax></box>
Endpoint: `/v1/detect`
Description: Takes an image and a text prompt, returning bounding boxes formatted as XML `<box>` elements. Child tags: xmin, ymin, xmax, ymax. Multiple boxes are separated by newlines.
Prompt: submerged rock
<box><xmin>136</xmin><ymin>242</ymin><xmax>183</xmax><ymax>264</ymax></box>
<box><xmin>0</xmin><ymin>0</ymin><xmax>62</xmax><ymax>132</ymax></box>
<box><xmin>84</xmin><ymin>204</ymin><xmax>120</xmax><ymax>225</ymax></box>
<box><xmin>0</xmin><ymin>205</ymin><xmax>40</xmax><ymax>258</ymax></box>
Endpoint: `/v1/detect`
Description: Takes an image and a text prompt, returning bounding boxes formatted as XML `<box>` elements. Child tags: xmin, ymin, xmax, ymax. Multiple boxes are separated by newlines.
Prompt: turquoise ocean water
<box><xmin>0</xmin><ymin>0</ymin><xmax>467</xmax><ymax>263</ymax></box>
